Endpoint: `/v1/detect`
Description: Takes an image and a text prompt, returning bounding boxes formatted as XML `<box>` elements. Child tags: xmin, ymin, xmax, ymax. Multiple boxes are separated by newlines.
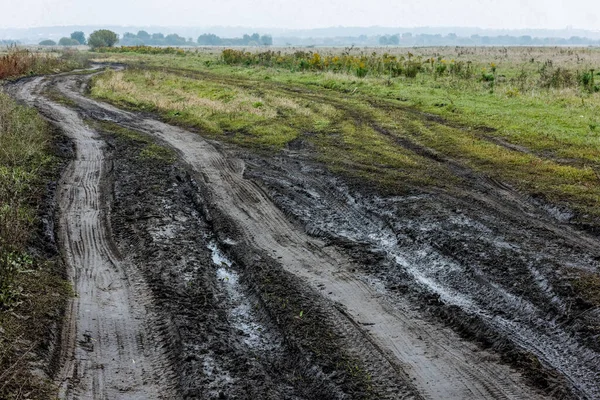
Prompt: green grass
<box><xmin>89</xmin><ymin>48</ymin><xmax>600</xmax><ymax>223</ymax></box>
<box><xmin>0</xmin><ymin>92</ymin><xmax>71</xmax><ymax>399</ymax></box>
<box><xmin>92</xmin><ymin>120</ymin><xmax>177</xmax><ymax>163</ymax></box>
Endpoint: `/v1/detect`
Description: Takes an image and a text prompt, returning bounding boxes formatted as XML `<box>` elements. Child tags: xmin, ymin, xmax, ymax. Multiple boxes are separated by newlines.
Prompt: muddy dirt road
<box><xmin>10</xmin><ymin>77</ymin><xmax>178</xmax><ymax>399</ymax></box>
<box><xmin>6</xmin><ymin>67</ymin><xmax>600</xmax><ymax>399</ymax></box>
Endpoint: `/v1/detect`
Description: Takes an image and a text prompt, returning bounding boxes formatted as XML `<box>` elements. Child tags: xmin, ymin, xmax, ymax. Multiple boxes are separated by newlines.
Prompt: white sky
<box><xmin>0</xmin><ymin>0</ymin><xmax>598</xmax><ymax>30</ymax></box>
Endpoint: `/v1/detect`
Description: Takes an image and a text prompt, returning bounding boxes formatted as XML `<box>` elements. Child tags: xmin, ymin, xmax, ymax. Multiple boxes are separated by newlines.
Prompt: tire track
<box><xmin>51</xmin><ymin>71</ymin><xmax>549</xmax><ymax>400</ymax></box>
<box><xmin>9</xmin><ymin>77</ymin><xmax>178</xmax><ymax>399</ymax></box>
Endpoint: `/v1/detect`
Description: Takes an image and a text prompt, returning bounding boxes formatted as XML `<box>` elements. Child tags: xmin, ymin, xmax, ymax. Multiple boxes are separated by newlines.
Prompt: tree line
<box><xmin>38</xmin><ymin>29</ymin><xmax>599</xmax><ymax>49</ymax></box>
<box><xmin>197</xmin><ymin>33</ymin><xmax>273</xmax><ymax>46</ymax></box>
<box><xmin>120</xmin><ymin>31</ymin><xmax>273</xmax><ymax>46</ymax></box>
<box><xmin>38</xmin><ymin>30</ymin><xmax>274</xmax><ymax>48</ymax></box>
<box><xmin>39</xmin><ymin>30</ymin><xmax>118</xmax><ymax>48</ymax></box>
<box><xmin>378</xmin><ymin>33</ymin><xmax>600</xmax><ymax>46</ymax></box>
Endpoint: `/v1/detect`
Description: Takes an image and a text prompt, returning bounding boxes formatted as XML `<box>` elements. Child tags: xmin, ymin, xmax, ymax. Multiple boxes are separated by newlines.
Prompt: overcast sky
<box><xmin>1</xmin><ymin>0</ymin><xmax>598</xmax><ymax>30</ymax></box>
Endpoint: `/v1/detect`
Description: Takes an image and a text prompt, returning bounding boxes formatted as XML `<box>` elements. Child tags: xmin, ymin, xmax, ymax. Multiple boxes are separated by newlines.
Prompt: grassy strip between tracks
<box><xmin>0</xmin><ymin>92</ymin><xmax>71</xmax><ymax>399</ymax></box>
<box><xmin>89</xmin><ymin>50</ymin><xmax>600</xmax><ymax>229</ymax></box>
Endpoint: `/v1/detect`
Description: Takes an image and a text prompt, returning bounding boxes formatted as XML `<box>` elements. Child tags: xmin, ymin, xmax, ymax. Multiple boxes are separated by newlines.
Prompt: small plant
<box><xmin>481</xmin><ymin>68</ymin><xmax>495</xmax><ymax>82</ymax></box>
<box><xmin>490</xmin><ymin>62</ymin><xmax>497</xmax><ymax>74</ymax></box>
<box><xmin>505</xmin><ymin>88</ymin><xmax>520</xmax><ymax>97</ymax></box>
<box><xmin>0</xmin><ymin>251</ymin><xmax>31</xmax><ymax>309</ymax></box>
<box><xmin>579</xmin><ymin>69</ymin><xmax>599</xmax><ymax>92</ymax></box>
<box><xmin>435</xmin><ymin>59</ymin><xmax>448</xmax><ymax>76</ymax></box>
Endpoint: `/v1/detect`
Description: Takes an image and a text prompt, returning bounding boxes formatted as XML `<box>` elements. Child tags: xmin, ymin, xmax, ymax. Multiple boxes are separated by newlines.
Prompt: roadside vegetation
<box><xmin>90</xmin><ymin>47</ymin><xmax>600</xmax><ymax>226</ymax></box>
<box><xmin>0</xmin><ymin>45</ymin><xmax>87</xmax><ymax>398</ymax></box>
<box><xmin>0</xmin><ymin>46</ymin><xmax>88</xmax><ymax>80</ymax></box>
<box><xmin>0</xmin><ymin>92</ymin><xmax>71</xmax><ymax>399</ymax></box>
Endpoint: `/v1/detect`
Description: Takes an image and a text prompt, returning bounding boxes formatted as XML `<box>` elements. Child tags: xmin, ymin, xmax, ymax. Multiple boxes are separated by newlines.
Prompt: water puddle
<box><xmin>208</xmin><ymin>241</ymin><xmax>278</xmax><ymax>351</ymax></box>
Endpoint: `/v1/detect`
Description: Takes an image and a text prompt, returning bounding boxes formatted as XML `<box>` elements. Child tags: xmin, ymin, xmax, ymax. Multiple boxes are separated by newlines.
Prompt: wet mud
<box><xmin>5</xmin><ymin>66</ymin><xmax>599</xmax><ymax>399</ymax></box>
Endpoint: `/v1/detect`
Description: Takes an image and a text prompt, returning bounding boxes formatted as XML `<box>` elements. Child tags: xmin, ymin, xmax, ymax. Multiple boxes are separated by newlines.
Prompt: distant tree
<box><xmin>39</xmin><ymin>39</ymin><xmax>57</xmax><ymax>46</ymax></box>
<box><xmin>260</xmin><ymin>35</ymin><xmax>273</xmax><ymax>46</ymax></box>
<box><xmin>88</xmin><ymin>29</ymin><xmax>119</xmax><ymax>49</ymax></box>
<box><xmin>388</xmin><ymin>34</ymin><xmax>400</xmax><ymax>45</ymax></box>
<box><xmin>59</xmin><ymin>37</ymin><xmax>79</xmax><ymax>46</ymax></box>
<box><xmin>152</xmin><ymin>33</ymin><xmax>164</xmax><ymax>40</ymax></box>
<box><xmin>137</xmin><ymin>30</ymin><xmax>151</xmax><ymax>41</ymax></box>
<box><xmin>197</xmin><ymin>33</ymin><xmax>221</xmax><ymax>45</ymax></box>
<box><xmin>123</xmin><ymin>32</ymin><xmax>137</xmax><ymax>39</ymax></box>
<box><xmin>70</xmin><ymin>31</ymin><xmax>86</xmax><ymax>45</ymax></box>
<box><xmin>378</xmin><ymin>36</ymin><xmax>389</xmax><ymax>45</ymax></box>
<box><xmin>165</xmin><ymin>34</ymin><xmax>186</xmax><ymax>46</ymax></box>
<box><xmin>519</xmin><ymin>35</ymin><xmax>533</xmax><ymax>45</ymax></box>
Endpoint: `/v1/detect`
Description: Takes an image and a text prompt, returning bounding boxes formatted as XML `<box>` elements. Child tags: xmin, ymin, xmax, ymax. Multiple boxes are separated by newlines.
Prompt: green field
<box><xmin>90</xmin><ymin>47</ymin><xmax>600</xmax><ymax>226</ymax></box>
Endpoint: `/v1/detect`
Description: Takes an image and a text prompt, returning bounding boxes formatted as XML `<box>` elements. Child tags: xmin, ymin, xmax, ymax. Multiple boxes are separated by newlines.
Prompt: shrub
<box><xmin>39</xmin><ymin>40</ymin><xmax>57</xmax><ymax>46</ymax></box>
<box><xmin>579</xmin><ymin>70</ymin><xmax>599</xmax><ymax>92</ymax></box>
<box><xmin>538</xmin><ymin>62</ymin><xmax>574</xmax><ymax>89</ymax></box>
<box><xmin>88</xmin><ymin>29</ymin><xmax>119</xmax><ymax>49</ymax></box>
<box><xmin>59</xmin><ymin>37</ymin><xmax>80</xmax><ymax>46</ymax></box>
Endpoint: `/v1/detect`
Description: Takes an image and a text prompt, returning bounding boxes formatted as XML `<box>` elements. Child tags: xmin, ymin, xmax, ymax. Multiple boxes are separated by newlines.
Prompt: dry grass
<box><xmin>0</xmin><ymin>48</ymin><xmax>88</xmax><ymax>81</ymax></box>
<box><xmin>93</xmin><ymin>69</ymin><xmax>277</xmax><ymax>118</ymax></box>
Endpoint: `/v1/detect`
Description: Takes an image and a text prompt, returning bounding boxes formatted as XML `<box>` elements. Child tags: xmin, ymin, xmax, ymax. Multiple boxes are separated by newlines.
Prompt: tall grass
<box><xmin>0</xmin><ymin>93</ymin><xmax>52</xmax><ymax>307</ymax></box>
<box><xmin>0</xmin><ymin>92</ymin><xmax>72</xmax><ymax>399</ymax></box>
<box><xmin>222</xmin><ymin>48</ymin><xmax>424</xmax><ymax>78</ymax></box>
<box><xmin>0</xmin><ymin>47</ymin><xmax>88</xmax><ymax>80</ymax></box>
<box><xmin>220</xmin><ymin>48</ymin><xmax>600</xmax><ymax>92</ymax></box>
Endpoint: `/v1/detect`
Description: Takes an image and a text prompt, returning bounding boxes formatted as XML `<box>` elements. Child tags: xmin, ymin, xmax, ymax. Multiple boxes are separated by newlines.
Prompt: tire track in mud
<box><xmin>249</xmin><ymin>156</ymin><xmax>600</xmax><ymax>396</ymax></box>
<box><xmin>48</xmin><ymin>69</ymin><xmax>552</xmax><ymax>400</ymax></box>
<box><xmin>9</xmin><ymin>77</ymin><xmax>178</xmax><ymax>399</ymax></box>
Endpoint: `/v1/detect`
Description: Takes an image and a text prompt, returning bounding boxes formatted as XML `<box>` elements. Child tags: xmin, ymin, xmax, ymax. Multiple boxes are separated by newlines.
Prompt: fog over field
<box><xmin>1</xmin><ymin>0</ymin><xmax>599</xmax><ymax>30</ymax></box>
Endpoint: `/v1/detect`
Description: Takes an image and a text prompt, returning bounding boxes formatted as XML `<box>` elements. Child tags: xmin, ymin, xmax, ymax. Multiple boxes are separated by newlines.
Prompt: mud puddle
<box><xmin>210</xmin><ymin>240</ymin><xmax>282</xmax><ymax>352</ymax></box>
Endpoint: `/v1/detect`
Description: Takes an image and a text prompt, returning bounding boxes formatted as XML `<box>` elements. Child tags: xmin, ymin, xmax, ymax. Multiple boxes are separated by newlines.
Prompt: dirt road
<box><xmin>10</xmin><ymin>77</ymin><xmax>177</xmax><ymax>399</ymax></box>
<box><xmin>6</xmin><ymin>67</ymin><xmax>600</xmax><ymax>399</ymax></box>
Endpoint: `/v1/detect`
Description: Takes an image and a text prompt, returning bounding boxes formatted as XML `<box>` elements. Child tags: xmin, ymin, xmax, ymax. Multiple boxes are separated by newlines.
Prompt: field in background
<box><xmin>90</xmin><ymin>46</ymin><xmax>600</xmax><ymax>227</ymax></box>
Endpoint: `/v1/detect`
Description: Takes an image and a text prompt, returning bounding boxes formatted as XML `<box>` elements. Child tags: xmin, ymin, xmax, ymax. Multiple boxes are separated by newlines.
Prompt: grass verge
<box><xmin>0</xmin><ymin>92</ymin><xmax>71</xmax><ymax>399</ymax></box>
<box><xmin>90</xmin><ymin>61</ymin><xmax>600</xmax><ymax>224</ymax></box>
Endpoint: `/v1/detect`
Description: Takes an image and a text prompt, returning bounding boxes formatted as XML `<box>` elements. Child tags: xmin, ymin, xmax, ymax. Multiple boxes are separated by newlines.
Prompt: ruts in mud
<box><xmin>6</xmin><ymin>66</ymin><xmax>600</xmax><ymax>399</ymax></box>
